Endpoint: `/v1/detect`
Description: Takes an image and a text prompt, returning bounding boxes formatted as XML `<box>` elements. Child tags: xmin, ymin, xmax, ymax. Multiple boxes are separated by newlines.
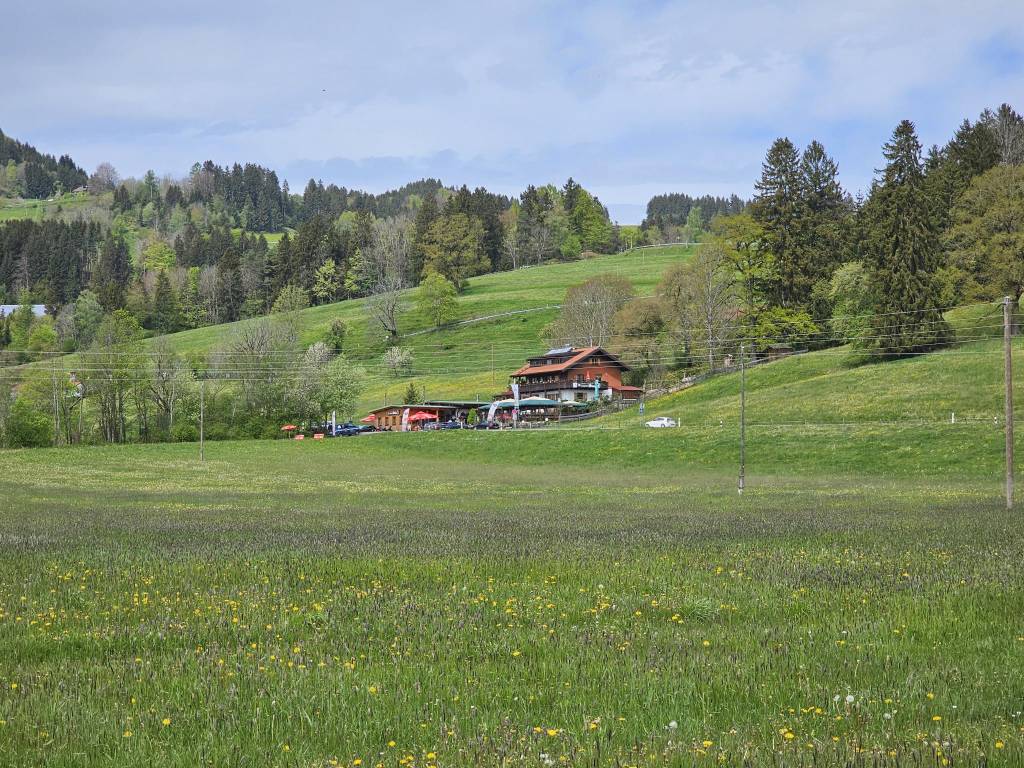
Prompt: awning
<box><xmin>407</xmin><ymin>411</ymin><xmax>438</xmax><ymax>421</ymax></box>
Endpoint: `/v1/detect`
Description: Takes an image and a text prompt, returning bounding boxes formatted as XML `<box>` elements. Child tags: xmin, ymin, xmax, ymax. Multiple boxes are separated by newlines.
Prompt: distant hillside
<box><xmin>0</xmin><ymin>129</ymin><xmax>88</xmax><ymax>199</ymax></box>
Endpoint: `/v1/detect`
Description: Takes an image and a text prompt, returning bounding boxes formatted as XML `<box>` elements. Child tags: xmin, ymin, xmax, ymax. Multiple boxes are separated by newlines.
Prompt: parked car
<box><xmin>332</xmin><ymin>422</ymin><xmax>361</xmax><ymax>436</ymax></box>
<box><xmin>357</xmin><ymin>424</ymin><xmax>376</xmax><ymax>433</ymax></box>
<box><xmin>645</xmin><ymin>416</ymin><xmax>677</xmax><ymax>428</ymax></box>
<box><xmin>474</xmin><ymin>421</ymin><xmax>500</xmax><ymax>430</ymax></box>
<box><xmin>439</xmin><ymin>420</ymin><xmax>466</xmax><ymax>430</ymax></box>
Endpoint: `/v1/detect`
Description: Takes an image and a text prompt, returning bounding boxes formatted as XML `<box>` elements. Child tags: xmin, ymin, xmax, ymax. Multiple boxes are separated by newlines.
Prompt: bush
<box><xmin>6</xmin><ymin>399</ymin><xmax>51</xmax><ymax>448</ymax></box>
<box><xmin>324</xmin><ymin>318</ymin><xmax>347</xmax><ymax>352</ymax></box>
<box><xmin>171</xmin><ymin>422</ymin><xmax>198</xmax><ymax>443</ymax></box>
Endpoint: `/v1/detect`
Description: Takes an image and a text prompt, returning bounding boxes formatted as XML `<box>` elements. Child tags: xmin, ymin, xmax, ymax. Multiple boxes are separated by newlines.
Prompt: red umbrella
<box><xmin>408</xmin><ymin>411</ymin><xmax>437</xmax><ymax>421</ymax></box>
<box><xmin>281</xmin><ymin>424</ymin><xmax>297</xmax><ymax>431</ymax></box>
<box><xmin>360</xmin><ymin>414</ymin><xmax>377</xmax><ymax>423</ymax></box>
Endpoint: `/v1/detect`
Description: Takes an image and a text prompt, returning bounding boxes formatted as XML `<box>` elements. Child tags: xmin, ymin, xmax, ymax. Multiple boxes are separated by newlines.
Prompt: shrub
<box><xmin>7</xmin><ymin>399</ymin><xmax>51</xmax><ymax>448</ymax></box>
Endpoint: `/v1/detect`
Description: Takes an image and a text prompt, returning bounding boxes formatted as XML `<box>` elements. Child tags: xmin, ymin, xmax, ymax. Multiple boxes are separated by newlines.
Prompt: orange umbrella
<box><xmin>408</xmin><ymin>411</ymin><xmax>437</xmax><ymax>421</ymax></box>
<box><xmin>281</xmin><ymin>424</ymin><xmax>297</xmax><ymax>431</ymax></box>
<box><xmin>360</xmin><ymin>414</ymin><xmax>377</xmax><ymax>423</ymax></box>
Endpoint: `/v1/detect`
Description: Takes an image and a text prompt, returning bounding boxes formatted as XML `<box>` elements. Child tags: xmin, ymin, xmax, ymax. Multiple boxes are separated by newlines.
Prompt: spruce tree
<box><xmin>152</xmin><ymin>270</ymin><xmax>181</xmax><ymax>334</ymax></box>
<box><xmin>410</xmin><ymin>193</ymin><xmax>439</xmax><ymax>281</ymax></box>
<box><xmin>274</xmin><ymin>232</ymin><xmax>292</xmax><ymax>289</ymax></box>
<box><xmin>751</xmin><ymin>138</ymin><xmax>801</xmax><ymax>306</ymax></box>
<box><xmin>865</xmin><ymin>120</ymin><xmax>950</xmax><ymax>354</ymax></box>
<box><xmin>91</xmin><ymin>234</ymin><xmax>130</xmax><ymax>310</ymax></box>
<box><xmin>796</xmin><ymin>140</ymin><xmax>847</xmax><ymax>306</ymax></box>
<box><xmin>215</xmin><ymin>246</ymin><xmax>243</xmax><ymax>323</ymax></box>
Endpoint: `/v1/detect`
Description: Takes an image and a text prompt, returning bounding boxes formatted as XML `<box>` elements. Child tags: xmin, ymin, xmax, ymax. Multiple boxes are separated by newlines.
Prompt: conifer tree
<box><xmin>274</xmin><ymin>232</ymin><xmax>293</xmax><ymax>289</ymax></box>
<box><xmin>152</xmin><ymin>270</ymin><xmax>181</xmax><ymax>334</ymax></box>
<box><xmin>410</xmin><ymin>193</ymin><xmax>439</xmax><ymax>281</ymax></box>
<box><xmin>215</xmin><ymin>246</ymin><xmax>243</xmax><ymax>322</ymax></box>
<box><xmin>864</xmin><ymin>120</ymin><xmax>950</xmax><ymax>354</ymax></box>
<box><xmin>91</xmin><ymin>234</ymin><xmax>130</xmax><ymax>310</ymax></box>
<box><xmin>796</xmin><ymin>140</ymin><xmax>848</xmax><ymax>305</ymax></box>
<box><xmin>751</xmin><ymin>138</ymin><xmax>801</xmax><ymax>306</ymax></box>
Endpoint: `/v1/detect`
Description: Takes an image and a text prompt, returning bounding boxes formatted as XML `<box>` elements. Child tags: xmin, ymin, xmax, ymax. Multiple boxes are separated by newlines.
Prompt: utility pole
<box><xmin>738</xmin><ymin>342</ymin><xmax>746</xmax><ymax>495</ymax></box>
<box><xmin>1004</xmin><ymin>296</ymin><xmax>1014</xmax><ymax>509</ymax></box>
<box><xmin>50</xmin><ymin>362</ymin><xmax>59</xmax><ymax>447</ymax></box>
<box><xmin>199</xmin><ymin>377</ymin><xmax>205</xmax><ymax>462</ymax></box>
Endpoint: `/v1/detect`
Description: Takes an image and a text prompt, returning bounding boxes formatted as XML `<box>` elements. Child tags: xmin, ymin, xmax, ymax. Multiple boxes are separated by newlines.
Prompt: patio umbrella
<box><xmin>408</xmin><ymin>411</ymin><xmax>438</xmax><ymax>421</ymax></box>
<box><xmin>360</xmin><ymin>414</ymin><xmax>377</xmax><ymax>423</ymax></box>
<box><xmin>281</xmin><ymin>424</ymin><xmax>297</xmax><ymax>431</ymax></box>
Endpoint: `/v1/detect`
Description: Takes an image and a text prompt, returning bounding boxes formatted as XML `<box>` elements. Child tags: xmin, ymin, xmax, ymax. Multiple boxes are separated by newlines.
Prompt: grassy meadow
<box><xmin>0</xmin><ymin>429</ymin><xmax>1022</xmax><ymax>767</ymax></box>
<box><xmin>0</xmin><ymin>192</ymin><xmax>111</xmax><ymax>223</ymax></box>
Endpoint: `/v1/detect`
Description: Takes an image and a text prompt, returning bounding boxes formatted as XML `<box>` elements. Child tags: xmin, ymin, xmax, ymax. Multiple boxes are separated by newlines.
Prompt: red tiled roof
<box><xmin>512</xmin><ymin>346</ymin><xmax>600</xmax><ymax>376</ymax></box>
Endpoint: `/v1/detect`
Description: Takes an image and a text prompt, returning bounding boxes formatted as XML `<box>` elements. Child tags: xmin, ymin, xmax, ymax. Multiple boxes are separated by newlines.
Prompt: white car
<box><xmin>645</xmin><ymin>416</ymin><xmax>677</xmax><ymax>428</ymax></box>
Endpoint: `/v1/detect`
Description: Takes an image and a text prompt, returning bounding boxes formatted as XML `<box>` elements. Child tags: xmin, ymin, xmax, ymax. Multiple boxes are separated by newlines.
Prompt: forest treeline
<box><xmin>544</xmin><ymin>103</ymin><xmax>1024</xmax><ymax>385</ymax></box>
<box><xmin>0</xmin><ymin>133</ymin><xmax>629</xmax><ymax>343</ymax></box>
<box><xmin>0</xmin><ymin>129</ymin><xmax>88</xmax><ymax>199</ymax></box>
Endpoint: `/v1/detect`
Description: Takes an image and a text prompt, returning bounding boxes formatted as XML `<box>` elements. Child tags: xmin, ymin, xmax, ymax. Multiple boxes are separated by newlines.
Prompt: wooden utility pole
<box><xmin>199</xmin><ymin>378</ymin><xmax>205</xmax><ymax>462</ymax></box>
<box><xmin>1004</xmin><ymin>296</ymin><xmax>1014</xmax><ymax>510</ymax></box>
<box><xmin>738</xmin><ymin>343</ymin><xmax>746</xmax><ymax>495</ymax></box>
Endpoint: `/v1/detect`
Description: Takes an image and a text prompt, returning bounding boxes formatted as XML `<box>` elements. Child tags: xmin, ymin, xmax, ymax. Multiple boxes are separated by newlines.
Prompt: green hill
<box><xmin>117</xmin><ymin>245</ymin><xmax>696</xmax><ymax>410</ymax></box>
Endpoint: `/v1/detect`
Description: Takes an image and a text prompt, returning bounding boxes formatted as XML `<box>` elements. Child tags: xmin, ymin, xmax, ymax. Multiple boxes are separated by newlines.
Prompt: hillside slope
<box><xmin>578</xmin><ymin>315</ymin><xmax>1018</xmax><ymax>478</ymax></box>
<box><xmin>119</xmin><ymin>245</ymin><xmax>696</xmax><ymax>409</ymax></box>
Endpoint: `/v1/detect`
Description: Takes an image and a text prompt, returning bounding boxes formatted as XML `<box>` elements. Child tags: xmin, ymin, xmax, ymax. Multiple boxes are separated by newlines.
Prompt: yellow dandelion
<box><xmin>161</xmin><ymin>718</ymin><xmax>171</xmax><ymax>726</ymax></box>
<box><xmin>546</xmin><ymin>728</ymin><xmax>559</xmax><ymax>737</ymax></box>
<box><xmin>783</xmin><ymin>731</ymin><xmax>795</xmax><ymax>741</ymax></box>
<box><xmin>996</xmin><ymin>740</ymin><xmax>1005</xmax><ymax>749</ymax></box>
<box><xmin>123</xmin><ymin>730</ymin><xmax>133</xmax><ymax>738</ymax></box>
<box><xmin>702</xmin><ymin>740</ymin><xmax>714</xmax><ymax>748</ymax></box>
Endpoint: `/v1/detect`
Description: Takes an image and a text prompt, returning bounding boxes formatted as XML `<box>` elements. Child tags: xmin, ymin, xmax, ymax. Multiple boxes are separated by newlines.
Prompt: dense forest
<box><xmin>641</xmin><ymin>193</ymin><xmax>748</xmax><ymax>236</ymax></box>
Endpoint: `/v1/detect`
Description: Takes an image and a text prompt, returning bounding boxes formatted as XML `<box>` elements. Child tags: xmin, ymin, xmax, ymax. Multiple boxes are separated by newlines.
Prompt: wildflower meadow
<box><xmin>0</xmin><ymin>435</ymin><xmax>1021</xmax><ymax>766</ymax></box>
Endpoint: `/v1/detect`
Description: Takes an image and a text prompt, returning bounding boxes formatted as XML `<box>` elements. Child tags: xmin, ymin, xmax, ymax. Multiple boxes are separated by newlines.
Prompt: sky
<box><xmin>5</xmin><ymin>1</ymin><xmax>1024</xmax><ymax>223</ymax></box>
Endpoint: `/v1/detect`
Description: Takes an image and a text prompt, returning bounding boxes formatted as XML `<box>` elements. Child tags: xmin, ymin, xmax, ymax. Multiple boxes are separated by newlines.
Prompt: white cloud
<box><xmin>2</xmin><ymin>0</ymin><xmax>1022</xmax><ymax>218</ymax></box>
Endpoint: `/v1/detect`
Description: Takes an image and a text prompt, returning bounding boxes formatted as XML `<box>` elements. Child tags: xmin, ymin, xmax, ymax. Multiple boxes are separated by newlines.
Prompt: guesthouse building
<box><xmin>509</xmin><ymin>346</ymin><xmax>643</xmax><ymax>403</ymax></box>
